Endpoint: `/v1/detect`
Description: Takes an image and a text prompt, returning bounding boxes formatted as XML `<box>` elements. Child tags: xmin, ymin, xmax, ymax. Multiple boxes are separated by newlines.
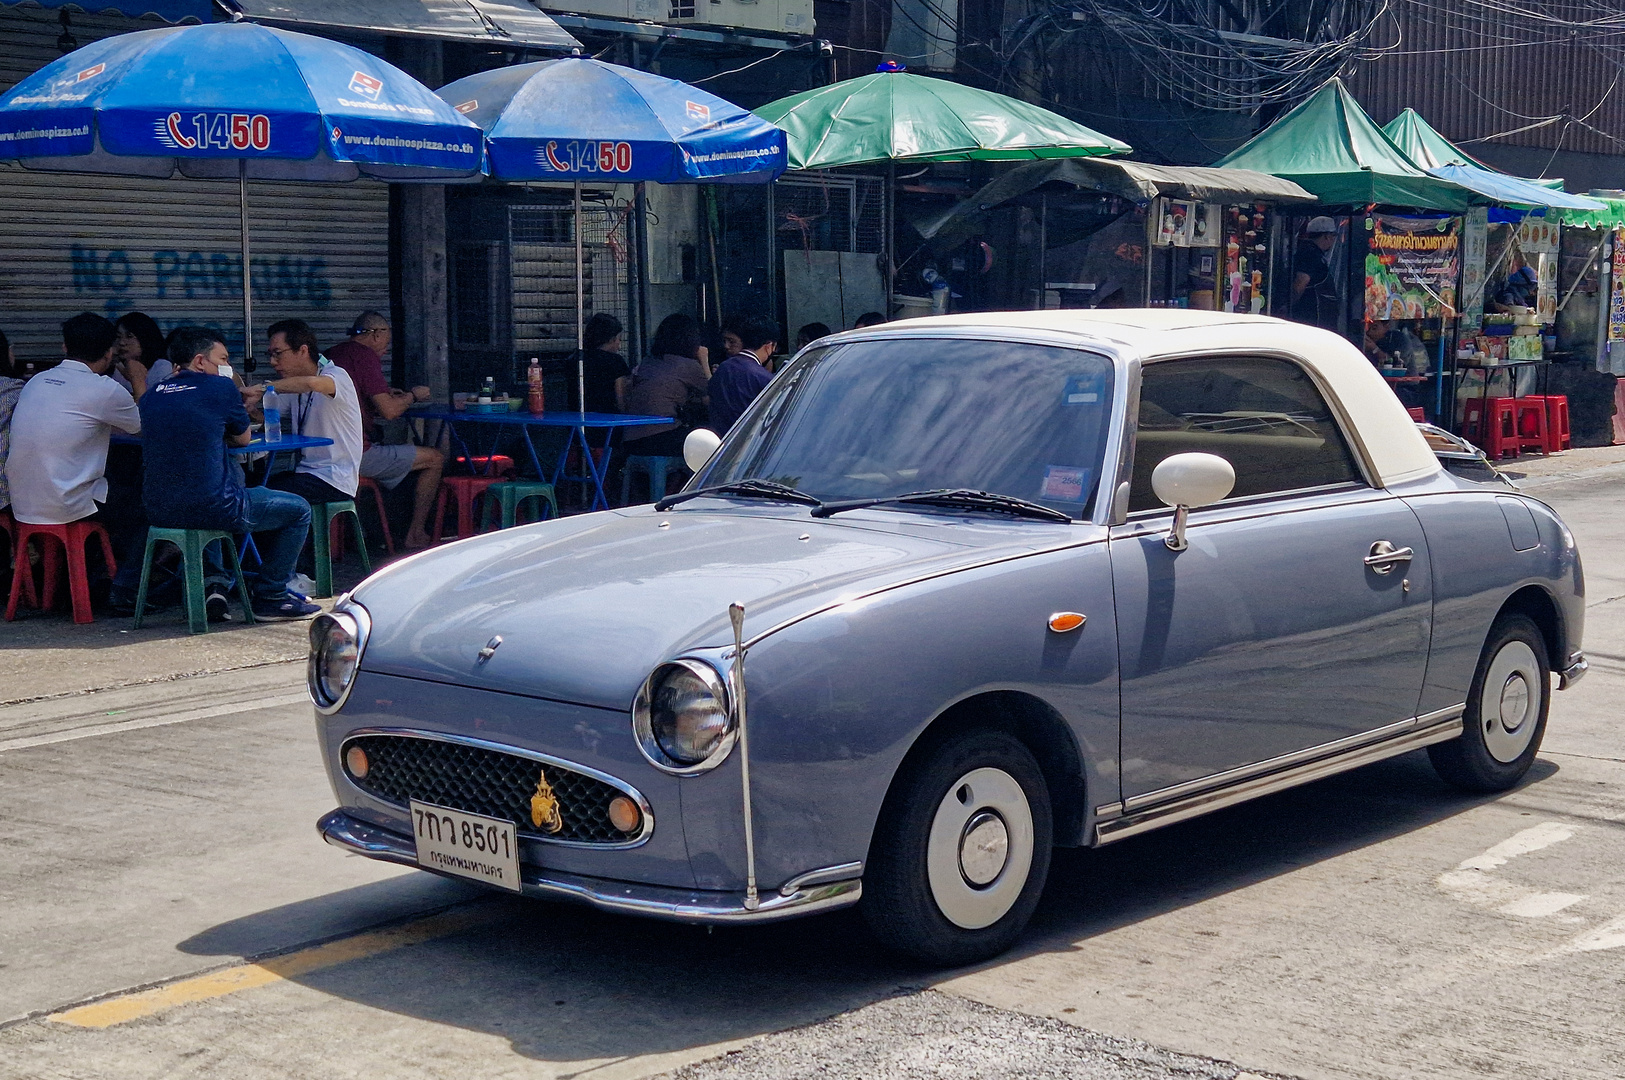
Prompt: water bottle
<box><xmin>262</xmin><ymin>387</ymin><xmax>282</xmax><ymax>443</ymax></box>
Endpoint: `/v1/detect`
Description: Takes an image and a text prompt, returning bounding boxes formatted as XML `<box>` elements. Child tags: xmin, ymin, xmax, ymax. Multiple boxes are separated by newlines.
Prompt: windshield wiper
<box><xmin>654</xmin><ymin>479</ymin><xmax>823</xmax><ymax>512</ymax></box>
<box><xmin>810</xmin><ymin>488</ymin><xmax>1074</xmax><ymax>523</ymax></box>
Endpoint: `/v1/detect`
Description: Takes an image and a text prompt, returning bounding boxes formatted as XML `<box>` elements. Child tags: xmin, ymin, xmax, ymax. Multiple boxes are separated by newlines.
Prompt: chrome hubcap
<box><xmin>1481</xmin><ymin>640</ymin><xmax>1541</xmax><ymax>764</ymax></box>
<box><xmin>959</xmin><ymin>810</ymin><xmax>1010</xmax><ymax>887</ymax></box>
<box><xmin>926</xmin><ymin>767</ymin><xmax>1034</xmax><ymax>930</ymax></box>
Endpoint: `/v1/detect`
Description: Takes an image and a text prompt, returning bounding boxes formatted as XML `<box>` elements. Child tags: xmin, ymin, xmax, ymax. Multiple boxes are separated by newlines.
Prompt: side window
<box><xmin>1129</xmin><ymin>356</ymin><xmax>1362</xmax><ymax>512</ymax></box>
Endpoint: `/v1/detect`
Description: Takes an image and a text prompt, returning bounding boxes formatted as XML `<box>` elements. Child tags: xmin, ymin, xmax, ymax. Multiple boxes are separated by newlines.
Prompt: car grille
<box><xmin>344</xmin><ymin>735</ymin><xmax>638</xmax><ymax>845</ymax></box>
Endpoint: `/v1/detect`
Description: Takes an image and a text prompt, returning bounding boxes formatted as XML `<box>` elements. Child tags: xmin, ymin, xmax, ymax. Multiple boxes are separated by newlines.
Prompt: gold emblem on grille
<box><xmin>529</xmin><ymin>769</ymin><xmax>564</xmax><ymax>834</ymax></box>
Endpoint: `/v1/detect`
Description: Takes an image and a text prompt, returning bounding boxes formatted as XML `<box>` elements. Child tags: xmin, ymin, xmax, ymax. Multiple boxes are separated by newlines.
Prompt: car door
<box><xmin>1109</xmin><ymin>354</ymin><xmax>1432</xmax><ymax>801</ymax></box>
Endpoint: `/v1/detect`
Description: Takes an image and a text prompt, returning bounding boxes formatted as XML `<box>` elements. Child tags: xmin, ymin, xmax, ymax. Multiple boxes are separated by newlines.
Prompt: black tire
<box><xmin>862</xmin><ymin>729</ymin><xmax>1052</xmax><ymax>967</ymax></box>
<box><xmin>1429</xmin><ymin>613</ymin><xmax>1550</xmax><ymax>793</ymax></box>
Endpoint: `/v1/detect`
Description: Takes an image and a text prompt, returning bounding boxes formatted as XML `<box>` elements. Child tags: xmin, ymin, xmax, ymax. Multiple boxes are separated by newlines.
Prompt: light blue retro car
<box><xmin>311</xmin><ymin>310</ymin><xmax>1586</xmax><ymax>965</ymax></box>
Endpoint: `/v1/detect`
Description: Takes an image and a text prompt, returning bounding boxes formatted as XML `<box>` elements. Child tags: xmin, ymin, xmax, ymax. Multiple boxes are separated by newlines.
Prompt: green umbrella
<box><xmin>756</xmin><ymin>64</ymin><xmax>1130</xmax><ymax>298</ymax></box>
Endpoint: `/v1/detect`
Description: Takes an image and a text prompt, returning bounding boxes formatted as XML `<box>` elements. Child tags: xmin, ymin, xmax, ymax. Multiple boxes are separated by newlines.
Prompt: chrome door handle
<box><xmin>1364</xmin><ymin>541</ymin><xmax>1414</xmax><ymax>574</ymax></box>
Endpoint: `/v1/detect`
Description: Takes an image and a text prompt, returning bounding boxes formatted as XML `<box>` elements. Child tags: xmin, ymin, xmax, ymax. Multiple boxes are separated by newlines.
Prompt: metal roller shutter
<box><xmin>0</xmin><ymin>3</ymin><xmax>390</xmax><ymax>367</ymax></box>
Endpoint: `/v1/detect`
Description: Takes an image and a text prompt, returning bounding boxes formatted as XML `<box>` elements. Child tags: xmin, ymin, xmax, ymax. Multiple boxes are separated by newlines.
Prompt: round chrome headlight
<box><xmin>633</xmin><ymin>659</ymin><xmax>735</xmax><ymax>774</ymax></box>
<box><xmin>309</xmin><ymin>608</ymin><xmax>367</xmax><ymax>712</ymax></box>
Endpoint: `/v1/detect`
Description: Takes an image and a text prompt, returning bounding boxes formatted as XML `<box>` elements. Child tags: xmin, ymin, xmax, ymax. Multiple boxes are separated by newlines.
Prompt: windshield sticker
<box><xmin>1062</xmin><ymin>375</ymin><xmax>1102</xmax><ymax>405</ymax></box>
<box><xmin>1040</xmin><ymin>466</ymin><xmax>1091</xmax><ymax>502</ymax></box>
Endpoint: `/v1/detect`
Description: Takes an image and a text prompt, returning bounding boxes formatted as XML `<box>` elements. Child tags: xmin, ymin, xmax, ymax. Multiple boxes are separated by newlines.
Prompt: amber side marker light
<box><xmin>607</xmin><ymin>796</ymin><xmax>641</xmax><ymax>833</ymax></box>
<box><xmin>345</xmin><ymin>745</ymin><xmax>370</xmax><ymax>780</ymax></box>
<box><xmin>1047</xmin><ymin>612</ymin><xmax>1087</xmax><ymax>633</ymax></box>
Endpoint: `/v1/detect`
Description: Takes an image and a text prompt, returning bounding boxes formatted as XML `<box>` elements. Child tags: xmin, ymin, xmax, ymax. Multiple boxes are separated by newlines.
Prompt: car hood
<box><xmin>351</xmin><ymin>504</ymin><xmax>1081</xmax><ymax>711</ymax></box>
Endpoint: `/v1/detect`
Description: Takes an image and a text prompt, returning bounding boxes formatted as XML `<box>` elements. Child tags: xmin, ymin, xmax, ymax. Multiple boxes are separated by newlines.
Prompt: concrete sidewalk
<box><xmin>1500</xmin><ymin>443</ymin><xmax>1625</xmax><ymax>489</ymax></box>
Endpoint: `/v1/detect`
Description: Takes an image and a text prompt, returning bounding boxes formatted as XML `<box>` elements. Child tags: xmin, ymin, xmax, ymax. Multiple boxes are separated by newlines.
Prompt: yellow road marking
<box><xmin>49</xmin><ymin>904</ymin><xmax>501</xmax><ymax>1029</ymax></box>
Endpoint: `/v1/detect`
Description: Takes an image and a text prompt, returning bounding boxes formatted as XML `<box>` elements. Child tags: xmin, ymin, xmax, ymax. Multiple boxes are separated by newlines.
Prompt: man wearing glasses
<box><xmin>244</xmin><ymin>319</ymin><xmax>364</xmax><ymax>514</ymax></box>
<box><xmin>326</xmin><ymin>311</ymin><xmax>440</xmax><ymax>549</ymax></box>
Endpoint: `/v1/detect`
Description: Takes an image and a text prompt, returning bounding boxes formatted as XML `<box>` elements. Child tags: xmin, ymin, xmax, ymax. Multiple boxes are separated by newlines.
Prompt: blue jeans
<box><xmin>204</xmin><ymin>488</ymin><xmax>312</xmax><ymax>600</ymax></box>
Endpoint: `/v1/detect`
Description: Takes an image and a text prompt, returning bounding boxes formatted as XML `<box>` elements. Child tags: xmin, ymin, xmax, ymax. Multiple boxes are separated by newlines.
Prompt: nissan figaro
<box><xmin>311</xmin><ymin>310</ymin><xmax>1585</xmax><ymax>965</ymax></box>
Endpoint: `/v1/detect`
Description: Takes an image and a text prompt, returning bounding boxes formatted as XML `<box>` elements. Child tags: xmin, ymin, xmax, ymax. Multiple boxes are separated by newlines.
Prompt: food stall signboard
<box><xmin>1461</xmin><ymin>207</ymin><xmax>1488</xmax><ymax>334</ymax></box>
<box><xmin>1366</xmin><ymin>214</ymin><xmax>1460</xmax><ymax>320</ymax></box>
<box><xmin>1609</xmin><ymin>228</ymin><xmax>1625</xmax><ymax>343</ymax></box>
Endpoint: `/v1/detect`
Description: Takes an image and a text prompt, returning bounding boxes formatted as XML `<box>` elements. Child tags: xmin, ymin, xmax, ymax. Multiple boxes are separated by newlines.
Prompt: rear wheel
<box><xmin>1429</xmin><ymin>614</ymin><xmax>1550</xmax><ymax>792</ymax></box>
<box><xmin>862</xmin><ymin>729</ymin><xmax>1051</xmax><ymax>966</ymax></box>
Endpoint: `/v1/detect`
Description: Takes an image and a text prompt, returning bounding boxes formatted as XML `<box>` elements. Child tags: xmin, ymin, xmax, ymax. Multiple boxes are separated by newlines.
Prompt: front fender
<box><xmin>677</xmin><ymin>537</ymin><xmax>1120</xmax><ymax>892</ymax></box>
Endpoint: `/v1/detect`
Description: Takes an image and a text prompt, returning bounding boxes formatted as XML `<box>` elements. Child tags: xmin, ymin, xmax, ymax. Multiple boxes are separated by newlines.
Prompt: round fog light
<box><xmin>345</xmin><ymin>745</ymin><xmax>370</xmax><ymax>780</ymax></box>
<box><xmin>607</xmin><ymin>796</ymin><xmax>641</xmax><ymax>834</ymax></box>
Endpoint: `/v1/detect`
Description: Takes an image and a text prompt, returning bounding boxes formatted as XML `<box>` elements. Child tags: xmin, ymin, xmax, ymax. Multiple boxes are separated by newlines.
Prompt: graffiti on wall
<box><xmin>70</xmin><ymin>246</ymin><xmax>332</xmax><ymax>309</ymax></box>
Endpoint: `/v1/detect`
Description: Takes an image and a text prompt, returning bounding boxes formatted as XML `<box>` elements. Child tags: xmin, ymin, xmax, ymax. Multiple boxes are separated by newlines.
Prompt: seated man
<box><xmin>706</xmin><ymin>314</ymin><xmax>778</xmax><ymax>435</ymax></box>
<box><xmin>326</xmin><ymin>311</ymin><xmax>440</xmax><ymax>549</ymax></box>
<box><xmin>247</xmin><ymin>319</ymin><xmax>364</xmax><ymax>512</ymax></box>
<box><xmin>5</xmin><ymin>312</ymin><xmax>147</xmax><ymax>609</ymax></box>
<box><xmin>796</xmin><ymin>322</ymin><xmax>831</xmax><ymax>351</ymax></box>
<box><xmin>140</xmin><ymin>327</ymin><xmax>318</xmax><ymax>621</ymax></box>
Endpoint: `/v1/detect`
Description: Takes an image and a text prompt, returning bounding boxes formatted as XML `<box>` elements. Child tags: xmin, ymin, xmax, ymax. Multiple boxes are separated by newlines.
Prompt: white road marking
<box><xmin>1556</xmin><ymin>913</ymin><xmax>1625</xmax><ymax>954</ymax></box>
<box><xmin>0</xmin><ymin>693</ymin><xmax>310</xmax><ymax>753</ymax></box>
<box><xmin>1436</xmin><ymin>822</ymin><xmax>1587</xmax><ymax>919</ymax></box>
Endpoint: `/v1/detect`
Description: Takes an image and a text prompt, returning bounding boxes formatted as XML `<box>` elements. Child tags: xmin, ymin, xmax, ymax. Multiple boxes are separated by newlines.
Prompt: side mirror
<box><xmin>684</xmin><ymin>428</ymin><xmax>722</xmax><ymax>473</ymax></box>
<box><xmin>1151</xmin><ymin>452</ymin><xmax>1234</xmax><ymax>552</ymax></box>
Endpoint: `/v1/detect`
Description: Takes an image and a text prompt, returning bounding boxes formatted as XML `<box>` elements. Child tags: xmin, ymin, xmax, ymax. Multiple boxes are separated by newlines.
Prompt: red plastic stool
<box><xmin>431</xmin><ymin>476</ymin><xmax>502</xmax><ymax>542</ymax></box>
<box><xmin>1406</xmin><ymin>406</ymin><xmax>1425</xmax><ymax>422</ymax></box>
<box><xmin>1541</xmin><ymin>395</ymin><xmax>1572</xmax><ymax>451</ymax></box>
<box><xmin>1</xmin><ymin>509</ymin><xmax>38</xmax><ymax>611</ymax></box>
<box><xmin>356</xmin><ymin>477</ymin><xmax>395</xmax><ymax>556</ymax></box>
<box><xmin>1463</xmin><ymin>397</ymin><xmax>1520</xmax><ymax>460</ymax></box>
<box><xmin>5</xmin><ymin>519</ymin><xmax>116</xmax><ymax>624</ymax></box>
<box><xmin>453</xmin><ymin>455</ymin><xmax>515</xmax><ymax>478</ymax></box>
<box><xmin>1514</xmin><ymin>397</ymin><xmax>1549</xmax><ymax>456</ymax></box>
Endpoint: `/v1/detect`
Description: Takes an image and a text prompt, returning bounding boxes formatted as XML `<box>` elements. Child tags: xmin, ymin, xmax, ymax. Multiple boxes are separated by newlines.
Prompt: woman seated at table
<box><xmin>570</xmin><ymin>313</ymin><xmax>630</xmax><ymax>414</ymax></box>
<box><xmin>113</xmin><ymin>312</ymin><xmax>169</xmax><ymax>390</ymax></box>
<box><xmin>621</xmin><ymin>314</ymin><xmax>711</xmax><ymax>459</ymax></box>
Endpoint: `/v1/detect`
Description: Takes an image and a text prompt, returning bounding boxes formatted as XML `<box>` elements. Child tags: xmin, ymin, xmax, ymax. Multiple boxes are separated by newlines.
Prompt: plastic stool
<box><xmin>133</xmin><ymin>527</ymin><xmax>256</xmax><ymax>634</ymax></box>
<box><xmin>0</xmin><ymin>509</ymin><xmax>37</xmax><ymax>611</ymax></box>
<box><xmin>1406</xmin><ymin>406</ymin><xmax>1425</xmax><ymax>422</ymax></box>
<box><xmin>1513</xmin><ymin>397</ymin><xmax>1549</xmax><ymax>456</ymax></box>
<box><xmin>1463</xmin><ymin>397</ymin><xmax>1519</xmax><ymax>460</ymax></box>
<box><xmin>311</xmin><ymin>501</ymin><xmax>370</xmax><ymax>599</ymax></box>
<box><xmin>5</xmin><ymin>519</ymin><xmax>115</xmax><ymax>624</ymax></box>
<box><xmin>1537</xmin><ymin>395</ymin><xmax>1571</xmax><ymax>451</ymax></box>
<box><xmin>357</xmin><ymin>477</ymin><xmax>395</xmax><ymax>556</ymax></box>
<box><xmin>620</xmin><ymin>456</ymin><xmax>687</xmax><ymax>506</ymax></box>
<box><xmin>479</xmin><ymin>481</ymin><xmax>558</xmax><ymax>531</ymax></box>
<box><xmin>432</xmin><ymin>476</ymin><xmax>502</xmax><ymax>543</ymax></box>
<box><xmin>453</xmin><ymin>454</ymin><xmax>515</xmax><ymax>478</ymax></box>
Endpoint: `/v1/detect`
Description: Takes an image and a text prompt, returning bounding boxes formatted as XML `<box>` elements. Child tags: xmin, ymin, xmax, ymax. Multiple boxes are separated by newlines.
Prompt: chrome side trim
<box><xmin>337</xmin><ymin>727</ymin><xmax>655</xmax><ymax>849</ymax></box>
<box><xmin>780</xmin><ymin>861</ymin><xmax>864</xmax><ymax>897</ymax></box>
<box><xmin>1093</xmin><ymin>706</ymin><xmax>1466</xmax><ymax>846</ymax></box>
<box><xmin>318</xmin><ymin>810</ymin><xmax>861</xmax><ymax>924</ymax></box>
<box><xmin>1560</xmin><ymin>653</ymin><xmax>1588</xmax><ymax>690</ymax></box>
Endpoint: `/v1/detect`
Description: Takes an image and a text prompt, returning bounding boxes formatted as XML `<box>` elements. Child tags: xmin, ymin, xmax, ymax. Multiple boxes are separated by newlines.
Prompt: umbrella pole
<box><xmin>240</xmin><ymin>160</ymin><xmax>254</xmax><ymax>366</ymax></box>
<box><xmin>886</xmin><ymin>160</ymin><xmax>896</xmax><ymax>313</ymax></box>
<box><xmin>575</xmin><ymin>180</ymin><xmax>586</xmax><ymax>416</ymax></box>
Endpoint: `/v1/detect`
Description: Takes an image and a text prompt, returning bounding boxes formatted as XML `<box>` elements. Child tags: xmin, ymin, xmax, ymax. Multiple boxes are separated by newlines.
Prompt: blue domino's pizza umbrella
<box><xmin>437</xmin><ymin>57</ymin><xmax>787</xmax><ymax>410</ymax></box>
<box><xmin>0</xmin><ymin>21</ymin><xmax>485</xmax><ymax>362</ymax></box>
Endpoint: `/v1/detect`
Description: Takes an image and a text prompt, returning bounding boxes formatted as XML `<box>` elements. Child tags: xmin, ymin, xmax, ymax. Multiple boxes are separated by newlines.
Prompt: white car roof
<box><xmin>847</xmin><ymin>310</ymin><xmax>1441</xmax><ymax>488</ymax></box>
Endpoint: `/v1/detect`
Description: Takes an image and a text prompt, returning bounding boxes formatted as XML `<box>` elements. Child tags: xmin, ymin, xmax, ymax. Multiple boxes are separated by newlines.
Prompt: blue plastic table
<box><xmin>231</xmin><ymin>434</ymin><xmax>334</xmax><ymax>485</ymax></box>
<box><xmin>410</xmin><ymin>409</ymin><xmax>668</xmax><ymax>511</ymax></box>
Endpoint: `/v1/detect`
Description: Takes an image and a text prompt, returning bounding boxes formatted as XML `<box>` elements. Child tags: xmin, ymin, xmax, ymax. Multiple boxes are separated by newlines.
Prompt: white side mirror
<box><xmin>1150</xmin><ymin>452</ymin><xmax>1234</xmax><ymax>551</ymax></box>
<box><xmin>684</xmin><ymin>428</ymin><xmax>722</xmax><ymax>473</ymax></box>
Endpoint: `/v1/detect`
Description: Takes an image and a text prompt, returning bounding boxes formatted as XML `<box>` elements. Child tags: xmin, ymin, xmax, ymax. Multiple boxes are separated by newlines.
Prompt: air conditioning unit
<box><xmin>549</xmin><ymin>0</ymin><xmax>814</xmax><ymax>36</ymax></box>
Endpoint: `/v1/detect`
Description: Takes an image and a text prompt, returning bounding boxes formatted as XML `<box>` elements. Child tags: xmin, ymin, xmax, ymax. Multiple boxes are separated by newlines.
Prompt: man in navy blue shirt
<box><xmin>140</xmin><ymin>327</ymin><xmax>319</xmax><ymax>621</ymax></box>
<box><xmin>706</xmin><ymin>315</ymin><xmax>778</xmax><ymax>435</ymax></box>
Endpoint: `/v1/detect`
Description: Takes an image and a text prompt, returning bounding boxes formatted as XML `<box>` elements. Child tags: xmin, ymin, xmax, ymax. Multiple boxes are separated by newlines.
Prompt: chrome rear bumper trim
<box><xmin>1560</xmin><ymin>654</ymin><xmax>1588</xmax><ymax>690</ymax></box>
<box><xmin>317</xmin><ymin>810</ymin><xmax>862</xmax><ymax>923</ymax></box>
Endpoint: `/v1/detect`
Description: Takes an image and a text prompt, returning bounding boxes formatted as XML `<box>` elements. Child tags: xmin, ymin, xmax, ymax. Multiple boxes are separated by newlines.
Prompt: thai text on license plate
<box><xmin>409</xmin><ymin>800</ymin><xmax>522</xmax><ymax>893</ymax></box>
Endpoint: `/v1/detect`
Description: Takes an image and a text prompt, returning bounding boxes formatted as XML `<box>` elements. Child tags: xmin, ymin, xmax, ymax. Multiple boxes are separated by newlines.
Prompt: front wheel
<box><xmin>1429</xmin><ymin>613</ymin><xmax>1550</xmax><ymax>792</ymax></box>
<box><xmin>862</xmin><ymin>730</ymin><xmax>1052</xmax><ymax>966</ymax></box>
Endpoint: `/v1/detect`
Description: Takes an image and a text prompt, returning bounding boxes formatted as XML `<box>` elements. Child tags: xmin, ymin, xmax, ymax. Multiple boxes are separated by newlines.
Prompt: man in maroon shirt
<box><xmin>326</xmin><ymin>312</ymin><xmax>441</xmax><ymax>549</ymax></box>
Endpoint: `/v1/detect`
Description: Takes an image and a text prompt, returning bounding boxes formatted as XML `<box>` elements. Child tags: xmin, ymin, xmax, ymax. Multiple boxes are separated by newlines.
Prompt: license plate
<box><xmin>409</xmin><ymin>800</ymin><xmax>522</xmax><ymax>893</ymax></box>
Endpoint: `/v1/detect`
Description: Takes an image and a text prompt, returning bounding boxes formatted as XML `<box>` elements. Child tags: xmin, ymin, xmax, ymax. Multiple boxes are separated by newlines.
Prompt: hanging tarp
<box><xmin>1557</xmin><ymin>196</ymin><xmax>1625</xmax><ymax>230</ymax></box>
<box><xmin>917</xmin><ymin>156</ymin><xmax>1314</xmax><ymax>241</ymax></box>
<box><xmin>1214</xmin><ymin>79</ymin><xmax>1474</xmax><ymax>211</ymax></box>
<box><xmin>1381</xmin><ymin>109</ymin><xmax>1606</xmax><ymax>212</ymax></box>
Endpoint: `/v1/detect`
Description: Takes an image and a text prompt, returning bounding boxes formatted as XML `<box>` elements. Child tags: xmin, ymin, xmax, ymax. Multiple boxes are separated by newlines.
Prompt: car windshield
<box><xmin>698</xmin><ymin>337</ymin><xmax>1116</xmax><ymax>520</ymax></box>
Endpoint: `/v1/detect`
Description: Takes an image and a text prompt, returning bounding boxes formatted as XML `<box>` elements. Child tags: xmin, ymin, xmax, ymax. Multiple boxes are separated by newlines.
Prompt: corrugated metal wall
<box><xmin>0</xmin><ymin>3</ymin><xmax>390</xmax><ymax>365</ymax></box>
<box><xmin>1348</xmin><ymin>0</ymin><xmax>1625</xmax><ymax>156</ymax></box>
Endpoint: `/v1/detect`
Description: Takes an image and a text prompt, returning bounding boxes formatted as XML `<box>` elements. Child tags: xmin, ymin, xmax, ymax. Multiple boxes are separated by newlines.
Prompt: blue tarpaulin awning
<box><xmin>1428</xmin><ymin>163</ymin><xmax>1608</xmax><ymax>212</ymax></box>
<box><xmin>20</xmin><ymin>0</ymin><xmax>212</xmax><ymax>23</ymax></box>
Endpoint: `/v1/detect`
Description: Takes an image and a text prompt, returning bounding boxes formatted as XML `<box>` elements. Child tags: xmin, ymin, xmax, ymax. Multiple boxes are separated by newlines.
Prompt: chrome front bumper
<box><xmin>318</xmin><ymin>810</ymin><xmax>862</xmax><ymax>923</ymax></box>
<box><xmin>1560</xmin><ymin>652</ymin><xmax>1588</xmax><ymax>690</ymax></box>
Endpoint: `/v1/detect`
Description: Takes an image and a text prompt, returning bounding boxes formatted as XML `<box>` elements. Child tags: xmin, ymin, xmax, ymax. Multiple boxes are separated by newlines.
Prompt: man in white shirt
<box><xmin>246</xmin><ymin>318</ymin><xmax>364</xmax><ymax>507</ymax></box>
<box><xmin>6</xmin><ymin>313</ymin><xmax>149</xmax><ymax>609</ymax></box>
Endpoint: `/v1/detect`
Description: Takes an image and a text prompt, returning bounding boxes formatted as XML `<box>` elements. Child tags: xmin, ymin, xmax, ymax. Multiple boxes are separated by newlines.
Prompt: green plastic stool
<box><xmin>480</xmin><ymin>481</ymin><xmax>559</xmax><ymax>530</ymax></box>
<box><xmin>133</xmin><ymin>527</ymin><xmax>256</xmax><ymax>634</ymax></box>
<box><xmin>311</xmin><ymin>500</ymin><xmax>370</xmax><ymax>599</ymax></box>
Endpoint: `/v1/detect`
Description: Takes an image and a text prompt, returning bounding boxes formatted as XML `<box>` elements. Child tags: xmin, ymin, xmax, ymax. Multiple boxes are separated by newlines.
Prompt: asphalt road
<box><xmin>2</xmin><ymin>469</ymin><xmax>1622</xmax><ymax>1080</ymax></box>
